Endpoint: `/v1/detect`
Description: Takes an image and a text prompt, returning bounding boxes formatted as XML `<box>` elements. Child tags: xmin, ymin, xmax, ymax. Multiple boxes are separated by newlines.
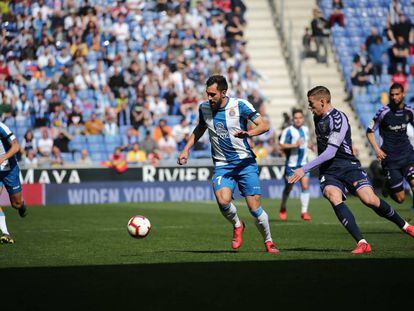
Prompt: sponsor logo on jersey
<box><xmin>388</xmin><ymin>124</ymin><xmax>406</xmax><ymax>131</ymax></box>
<box><xmin>216</xmin><ymin>122</ymin><xmax>229</xmax><ymax>139</ymax></box>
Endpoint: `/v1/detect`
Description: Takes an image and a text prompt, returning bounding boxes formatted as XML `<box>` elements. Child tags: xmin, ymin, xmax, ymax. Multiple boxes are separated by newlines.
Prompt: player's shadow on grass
<box><xmin>283</xmin><ymin>247</ymin><xmax>349</xmax><ymax>253</ymax></box>
<box><xmin>170</xmin><ymin>250</ymin><xmax>239</xmax><ymax>254</ymax></box>
<box><xmin>269</xmin><ymin>219</ymin><xmax>302</xmax><ymax>224</ymax></box>
<box><xmin>2</xmin><ymin>259</ymin><xmax>414</xmax><ymax>310</ymax></box>
<box><xmin>363</xmin><ymin>231</ymin><xmax>402</xmax><ymax>235</ymax></box>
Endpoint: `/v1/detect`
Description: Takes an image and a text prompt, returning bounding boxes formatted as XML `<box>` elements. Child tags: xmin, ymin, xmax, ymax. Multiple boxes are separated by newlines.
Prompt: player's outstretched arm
<box><xmin>234</xmin><ymin>115</ymin><xmax>269</xmax><ymax>138</ymax></box>
<box><xmin>366</xmin><ymin>131</ymin><xmax>387</xmax><ymax>161</ymax></box>
<box><xmin>177</xmin><ymin>122</ymin><xmax>207</xmax><ymax>165</ymax></box>
<box><xmin>288</xmin><ymin>144</ymin><xmax>338</xmax><ymax>183</ymax></box>
<box><xmin>280</xmin><ymin>140</ymin><xmax>302</xmax><ymax>150</ymax></box>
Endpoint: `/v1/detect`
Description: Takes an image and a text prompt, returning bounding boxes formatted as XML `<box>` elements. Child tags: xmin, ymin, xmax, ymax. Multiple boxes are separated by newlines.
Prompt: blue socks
<box><xmin>333</xmin><ymin>202</ymin><xmax>363</xmax><ymax>242</ymax></box>
<box><xmin>369</xmin><ymin>199</ymin><xmax>405</xmax><ymax>229</ymax></box>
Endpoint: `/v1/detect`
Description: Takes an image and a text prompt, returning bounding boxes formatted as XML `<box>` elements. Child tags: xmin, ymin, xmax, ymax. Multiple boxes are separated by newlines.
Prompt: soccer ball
<box><xmin>127</xmin><ymin>215</ymin><xmax>151</xmax><ymax>238</ymax></box>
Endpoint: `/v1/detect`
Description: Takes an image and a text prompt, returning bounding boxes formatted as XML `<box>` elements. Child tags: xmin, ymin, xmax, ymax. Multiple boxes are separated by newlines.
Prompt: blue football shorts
<box><xmin>212</xmin><ymin>159</ymin><xmax>261</xmax><ymax>197</ymax></box>
<box><xmin>319</xmin><ymin>168</ymin><xmax>372</xmax><ymax>200</ymax></box>
<box><xmin>383</xmin><ymin>165</ymin><xmax>414</xmax><ymax>193</ymax></box>
<box><xmin>0</xmin><ymin>165</ymin><xmax>22</xmax><ymax>195</ymax></box>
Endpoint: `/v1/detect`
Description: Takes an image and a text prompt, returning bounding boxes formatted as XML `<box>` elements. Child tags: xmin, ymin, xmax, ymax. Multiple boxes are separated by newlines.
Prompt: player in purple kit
<box><xmin>289</xmin><ymin>86</ymin><xmax>414</xmax><ymax>254</ymax></box>
<box><xmin>366</xmin><ymin>83</ymin><xmax>414</xmax><ymax>208</ymax></box>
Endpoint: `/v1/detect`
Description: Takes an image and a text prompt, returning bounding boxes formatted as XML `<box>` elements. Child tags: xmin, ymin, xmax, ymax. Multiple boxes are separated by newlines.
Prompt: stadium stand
<box><xmin>244</xmin><ymin>0</ymin><xmax>297</xmax><ymax>129</ymax></box>
<box><xmin>274</xmin><ymin>0</ymin><xmax>372</xmax><ymax>166</ymax></box>
<box><xmin>319</xmin><ymin>0</ymin><xmax>413</xmax><ymax>137</ymax></box>
<box><xmin>0</xmin><ymin>0</ymin><xmax>285</xmax><ymax>168</ymax></box>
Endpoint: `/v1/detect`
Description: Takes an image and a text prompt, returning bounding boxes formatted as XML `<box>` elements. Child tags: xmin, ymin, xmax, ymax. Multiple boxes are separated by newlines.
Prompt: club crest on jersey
<box><xmin>216</xmin><ymin>122</ymin><xmax>229</xmax><ymax>139</ymax></box>
<box><xmin>229</xmin><ymin>108</ymin><xmax>236</xmax><ymax>117</ymax></box>
<box><xmin>406</xmin><ymin>114</ymin><xmax>410</xmax><ymax>122</ymax></box>
<box><xmin>320</xmin><ymin>123</ymin><xmax>328</xmax><ymax>132</ymax></box>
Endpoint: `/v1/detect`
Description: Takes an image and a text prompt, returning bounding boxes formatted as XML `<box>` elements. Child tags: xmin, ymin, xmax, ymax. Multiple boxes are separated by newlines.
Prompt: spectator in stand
<box><xmin>147</xmin><ymin>147</ymin><xmax>162</xmax><ymax>167</ymax></box>
<box><xmin>329</xmin><ymin>0</ymin><xmax>344</xmax><ymax>28</ymax></box>
<box><xmin>267</xmin><ymin>137</ymin><xmax>284</xmax><ymax>158</ymax></box>
<box><xmin>24</xmin><ymin>150</ymin><xmax>39</xmax><ymax>168</ymax></box>
<box><xmin>253</xmin><ymin>140</ymin><xmax>268</xmax><ymax>162</ymax></box>
<box><xmin>301</xmin><ymin>27</ymin><xmax>315</xmax><ymax>59</ymax></box>
<box><xmin>50</xmin><ymin>146</ymin><xmax>64</xmax><ymax>166</ymax></box>
<box><xmin>365</xmin><ymin>27</ymin><xmax>382</xmax><ymax>50</ymax></box>
<box><xmin>67</xmin><ymin>105</ymin><xmax>84</xmax><ymax>135</ymax></box>
<box><xmin>172</xmin><ymin>117</ymin><xmax>191</xmax><ymax>144</ymax></box>
<box><xmin>111</xmin><ymin>12</ymin><xmax>130</xmax><ymax>42</ymax></box>
<box><xmin>15</xmin><ymin>93</ymin><xmax>32</xmax><ymax>123</ymax></box>
<box><xmin>84</xmin><ymin>112</ymin><xmax>104</xmax><ymax>135</ymax></box>
<box><xmin>153</xmin><ymin>118</ymin><xmax>172</xmax><ymax>142</ymax></box>
<box><xmin>248</xmin><ymin>89</ymin><xmax>266</xmax><ymax>116</ymax></box>
<box><xmin>58</xmin><ymin>65</ymin><xmax>75</xmax><ymax>92</ymax></box>
<box><xmin>368</xmin><ymin>36</ymin><xmax>387</xmax><ymax>83</ymax></box>
<box><xmin>53</xmin><ymin>129</ymin><xmax>72</xmax><ymax>153</ymax></box>
<box><xmin>20</xmin><ymin>129</ymin><xmax>37</xmax><ymax>157</ymax></box>
<box><xmin>37</xmin><ymin>128</ymin><xmax>53</xmax><ymax>163</ymax></box>
<box><xmin>0</xmin><ymin>95</ymin><xmax>12</xmax><ymax>121</ymax></box>
<box><xmin>281</xmin><ymin>112</ymin><xmax>291</xmax><ymax>130</ymax></box>
<box><xmin>158</xmin><ymin>130</ymin><xmax>177</xmax><ymax>159</ymax></box>
<box><xmin>179</xmin><ymin>88</ymin><xmax>198</xmax><ymax>117</ymax></box>
<box><xmin>108</xmin><ymin>66</ymin><xmax>127</xmax><ymax>98</ymax></box>
<box><xmin>390</xmin><ymin>35</ymin><xmax>409</xmax><ymax>74</ymax></box>
<box><xmin>388</xmin><ymin>14</ymin><xmax>413</xmax><ymax>44</ymax></box>
<box><xmin>225</xmin><ymin>14</ymin><xmax>244</xmax><ymax>48</ymax></box>
<box><xmin>103</xmin><ymin>147</ymin><xmax>127</xmax><ymax>173</ymax></box>
<box><xmin>127</xmin><ymin>143</ymin><xmax>147</xmax><ymax>163</ymax></box>
<box><xmin>391</xmin><ymin>64</ymin><xmax>408</xmax><ymax>91</ymax></box>
<box><xmin>121</xmin><ymin>127</ymin><xmax>140</xmax><ymax>152</ymax></box>
<box><xmin>351</xmin><ymin>58</ymin><xmax>370</xmax><ymax>95</ymax></box>
<box><xmin>76</xmin><ymin>149</ymin><xmax>93</xmax><ymax>166</ymax></box>
<box><xmin>311</xmin><ymin>8</ymin><xmax>330</xmax><ymax>64</ymax></box>
<box><xmin>141</xmin><ymin>130</ymin><xmax>156</xmax><ymax>156</ymax></box>
<box><xmin>0</xmin><ymin>55</ymin><xmax>10</xmax><ymax>81</ymax></box>
<box><xmin>104</xmin><ymin>115</ymin><xmax>119</xmax><ymax>136</ymax></box>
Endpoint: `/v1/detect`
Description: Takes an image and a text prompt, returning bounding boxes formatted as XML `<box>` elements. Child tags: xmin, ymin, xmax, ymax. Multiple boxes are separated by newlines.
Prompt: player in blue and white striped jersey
<box><xmin>177</xmin><ymin>75</ymin><xmax>279</xmax><ymax>253</ymax></box>
<box><xmin>0</xmin><ymin>121</ymin><xmax>27</xmax><ymax>244</ymax></box>
<box><xmin>278</xmin><ymin>109</ymin><xmax>312</xmax><ymax>221</ymax></box>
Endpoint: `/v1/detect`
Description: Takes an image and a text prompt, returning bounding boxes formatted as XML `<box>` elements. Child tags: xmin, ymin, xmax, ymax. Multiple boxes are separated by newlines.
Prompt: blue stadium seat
<box><xmin>61</xmin><ymin>152</ymin><xmax>73</xmax><ymax>162</ymax></box>
<box><xmin>72</xmin><ymin>135</ymin><xmax>87</xmax><ymax>144</ymax></box>
<box><xmin>104</xmin><ymin>135</ymin><xmax>122</xmax><ymax>145</ymax></box>
<box><xmin>68</xmin><ymin>141</ymin><xmax>84</xmax><ymax>152</ymax></box>
<box><xmin>86</xmin><ymin>135</ymin><xmax>104</xmax><ymax>144</ymax></box>
<box><xmin>90</xmin><ymin>152</ymin><xmax>107</xmax><ymax>162</ymax></box>
<box><xmin>88</xmin><ymin>143</ymin><xmax>106</xmax><ymax>152</ymax></box>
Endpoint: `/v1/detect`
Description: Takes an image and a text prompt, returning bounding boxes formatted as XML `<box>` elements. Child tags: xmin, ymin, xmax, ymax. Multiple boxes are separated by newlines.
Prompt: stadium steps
<box><xmin>244</xmin><ymin>0</ymin><xmax>298</xmax><ymax>134</ymax></box>
<box><xmin>274</xmin><ymin>0</ymin><xmax>373</xmax><ymax>167</ymax></box>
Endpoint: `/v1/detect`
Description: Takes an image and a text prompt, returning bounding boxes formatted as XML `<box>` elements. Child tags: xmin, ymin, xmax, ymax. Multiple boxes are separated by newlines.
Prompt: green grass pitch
<box><xmin>2</xmin><ymin>197</ymin><xmax>414</xmax><ymax>308</ymax></box>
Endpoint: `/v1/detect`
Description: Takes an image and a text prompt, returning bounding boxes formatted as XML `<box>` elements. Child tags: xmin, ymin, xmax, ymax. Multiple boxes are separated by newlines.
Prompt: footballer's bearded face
<box><xmin>390</xmin><ymin>88</ymin><xmax>404</xmax><ymax>107</ymax></box>
<box><xmin>206</xmin><ymin>84</ymin><xmax>227</xmax><ymax>111</ymax></box>
<box><xmin>307</xmin><ymin>96</ymin><xmax>326</xmax><ymax>117</ymax></box>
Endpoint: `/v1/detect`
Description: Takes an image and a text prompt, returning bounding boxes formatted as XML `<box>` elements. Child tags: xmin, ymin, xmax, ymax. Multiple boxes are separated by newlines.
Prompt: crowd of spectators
<box><xmin>349</xmin><ymin>1</ymin><xmax>413</xmax><ymax>99</ymax></box>
<box><xmin>0</xmin><ymin>0</ymin><xmax>283</xmax><ymax>168</ymax></box>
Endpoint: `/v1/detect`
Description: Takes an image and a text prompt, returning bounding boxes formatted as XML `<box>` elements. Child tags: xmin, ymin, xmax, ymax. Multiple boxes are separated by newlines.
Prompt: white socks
<box><xmin>0</xmin><ymin>211</ymin><xmax>9</xmax><ymax>235</ymax></box>
<box><xmin>300</xmin><ymin>190</ymin><xmax>310</xmax><ymax>213</ymax></box>
<box><xmin>219</xmin><ymin>202</ymin><xmax>241</xmax><ymax>228</ymax></box>
<box><xmin>251</xmin><ymin>207</ymin><xmax>272</xmax><ymax>242</ymax></box>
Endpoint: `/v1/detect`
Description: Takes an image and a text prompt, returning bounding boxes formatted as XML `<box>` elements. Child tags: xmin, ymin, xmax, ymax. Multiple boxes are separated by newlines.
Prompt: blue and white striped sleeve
<box><xmin>238</xmin><ymin>100</ymin><xmax>259</xmax><ymax>121</ymax></box>
<box><xmin>279</xmin><ymin>127</ymin><xmax>292</xmax><ymax>144</ymax></box>
<box><xmin>0</xmin><ymin>123</ymin><xmax>16</xmax><ymax>143</ymax></box>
